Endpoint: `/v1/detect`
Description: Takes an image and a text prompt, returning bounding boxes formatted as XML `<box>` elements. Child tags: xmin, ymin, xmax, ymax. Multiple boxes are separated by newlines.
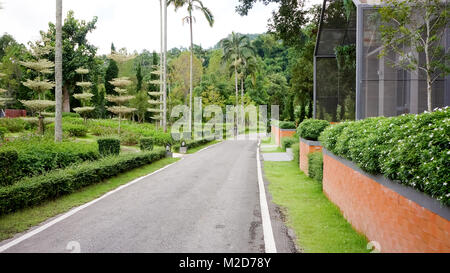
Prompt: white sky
<box><xmin>0</xmin><ymin>0</ymin><xmax>322</xmax><ymax>55</ymax></box>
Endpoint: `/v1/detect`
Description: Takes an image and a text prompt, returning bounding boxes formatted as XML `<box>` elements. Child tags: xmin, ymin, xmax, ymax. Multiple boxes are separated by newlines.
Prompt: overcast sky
<box><xmin>0</xmin><ymin>0</ymin><xmax>322</xmax><ymax>55</ymax></box>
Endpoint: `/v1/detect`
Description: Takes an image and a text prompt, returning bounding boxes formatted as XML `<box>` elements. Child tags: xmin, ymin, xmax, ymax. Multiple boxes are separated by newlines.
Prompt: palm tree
<box><xmin>54</xmin><ymin>0</ymin><xmax>63</xmax><ymax>142</ymax></box>
<box><xmin>168</xmin><ymin>0</ymin><xmax>214</xmax><ymax>132</ymax></box>
<box><xmin>220</xmin><ymin>32</ymin><xmax>256</xmax><ymax>128</ymax></box>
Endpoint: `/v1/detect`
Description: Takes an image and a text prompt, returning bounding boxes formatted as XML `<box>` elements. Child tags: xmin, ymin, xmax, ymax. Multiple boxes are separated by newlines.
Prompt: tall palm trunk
<box><xmin>163</xmin><ymin>0</ymin><xmax>168</xmax><ymax>132</ymax></box>
<box><xmin>159</xmin><ymin>0</ymin><xmax>163</xmax><ymax>128</ymax></box>
<box><xmin>55</xmin><ymin>0</ymin><xmax>63</xmax><ymax>142</ymax></box>
<box><xmin>189</xmin><ymin>13</ymin><xmax>194</xmax><ymax>132</ymax></box>
<box><xmin>241</xmin><ymin>77</ymin><xmax>244</xmax><ymax>125</ymax></box>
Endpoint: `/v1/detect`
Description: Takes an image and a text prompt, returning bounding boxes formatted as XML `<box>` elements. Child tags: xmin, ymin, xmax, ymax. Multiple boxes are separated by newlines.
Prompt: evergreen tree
<box><xmin>136</xmin><ymin>62</ymin><xmax>143</xmax><ymax>91</ymax></box>
<box><xmin>73</xmin><ymin>68</ymin><xmax>95</xmax><ymax>123</ymax></box>
<box><xmin>104</xmin><ymin>59</ymin><xmax>119</xmax><ymax>98</ymax></box>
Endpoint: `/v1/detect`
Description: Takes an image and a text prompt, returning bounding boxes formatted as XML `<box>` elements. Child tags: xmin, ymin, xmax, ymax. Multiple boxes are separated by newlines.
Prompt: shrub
<box><xmin>0</xmin><ymin>149</ymin><xmax>19</xmax><ymax>186</ymax></box>
<box><xmin>0</xmin><ymin>136</ymin><xmax>99</xmax><ymax>186</ymax></box>
<box><xmin>98</xmin><ymin>138</ymin><xmax>121</xmax><ymax>156</ymax></box>
<box><xmin>282</xmin><ymin>137</ymin><xmax>297</xmax><ymax>150</ymax></box>
<box><xmin>140</xmin><ymin>138</ymin><xmax>154</xmax><ymax>151</ymax></box>
<box><xmin>65</xmin><ymin>124</ymin><xmax>88</xmax><ymax>137</ymax></box>
<box><xmin>47</xmin><ymin>123</ymin><xmax>88</xmax><ymax>137</ymax></box>
<box><xmin>0</xmin><ymin>118</ymin><xmax>27</xmax><ymax>133</ymax></box>
<box><xmin>279</xmin><ymin>121</ymin><xmax>296</xmax><ymax>129</ymax></box>
<box><xmin>0</xmin><ymin>148</ymin><xmax>166</xmax><ymax>215</ymax></box>
<box><xmin>90</xmin><ymin>125</ymin><xmax>116</xmax><ymax>136</ymax></box>
<box><xmin>308</xmin><ymin>152</ymin><xmax>323</xmax><ymax>183</ymax></box>
<box><xmin>62</xmin><ymin>112</ymin><xmax>81</xmax><ymax>118</ymax></box>
<box><xmin>292</xmin><ymin>143</ymin><xmax>299</xmax><ymax>167</ymax></box>
<box><xmin>120</xmin><ymin>132</ymin><xmax>139</xmax><ymax>146</ymax></box>
<box><xmin>0</xmin><ymin>127</ymin><xmax>7</xmax><ymax>141</ymax></box>
<box><xmin>297</xmin><ymin>119</ymin><xmax>330</xmax><ymax>141</ymax></box>
<box><xmin>319</xmin><ymin>107</ymin><xmax>450</xmax><ymax>206</ymax></box>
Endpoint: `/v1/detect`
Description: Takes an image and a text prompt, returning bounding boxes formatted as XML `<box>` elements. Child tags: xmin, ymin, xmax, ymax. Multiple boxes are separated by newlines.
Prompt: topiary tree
<box><xmin>147</xmin><ymin>66</ymin><xmax>164</xmax><ymax>126</ymax></box>
<box><xmin>73</xmin><ymin>68</ymin><xmax>95</xmax><ymax>123</ymax></box>
<box><xmin>20</xmin><ymin>39</ymin><xmax>55</xmax><ymax>134</ymax></box>
<box><xmin>106</xmin><ymin>77</ymin><xmax>136</xmax><ymax>135</ymax></box>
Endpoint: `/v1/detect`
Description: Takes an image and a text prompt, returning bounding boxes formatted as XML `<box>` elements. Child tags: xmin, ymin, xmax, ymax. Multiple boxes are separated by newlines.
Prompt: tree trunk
<box><xmin>189</xmin><ymin>14</ymin><xmax>194</xmax><ymax>133</ymax></box>
<box><xmin>162</xmin><ymin>0</ymin><xmax>168</xmax><ymax>133</ymax></box>
<box><xmin>62</xmin><ymin>85</ymin><xmax>70</xmax><ymax>112</ymax></box>
<box><xmin>54</xmin><ymin>0</ymin><xmax>63</xmax><ymax>142</ymax></box>
<box><xmin>427</xmin><ymin>73</ymin><xmax>432</xmax><ymax>112</ymax></box>
<box><xmin>38</xmin><ymin>115</ymin><xmax>45</xmax><ymax>135</ymax></box>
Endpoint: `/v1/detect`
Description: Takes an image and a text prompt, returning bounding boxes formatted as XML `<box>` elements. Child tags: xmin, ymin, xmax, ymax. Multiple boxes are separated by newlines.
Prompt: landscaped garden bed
<box><xmin>271</xmin><ymin>120</ymin><xmax>296</xmax><ymax>148</ymax></box>
<box><xmin>297</xmin><ymin>119</ymin><xmax>329</xmax><ymax>176</ymax></box>
<box><xmin>319</xmin><ymin>107</ymin><xmax>450</xmax><ymax>252</ymax></box>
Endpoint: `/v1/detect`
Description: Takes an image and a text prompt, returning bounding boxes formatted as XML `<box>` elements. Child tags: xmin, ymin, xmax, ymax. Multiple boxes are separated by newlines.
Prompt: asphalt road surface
<box><xmin>0</xmin><ymin>140</ymin><xmax>296</xmax><ymax>253</ymax></box>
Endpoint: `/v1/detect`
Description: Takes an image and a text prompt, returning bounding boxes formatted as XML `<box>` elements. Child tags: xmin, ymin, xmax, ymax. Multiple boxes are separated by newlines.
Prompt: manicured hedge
<box><xmin>0</xmin><ymin>137</ymin><xmax>99</xmax><ymax>186</ymax></box>
<box><xmin>308</xmin><ymin>152</ymin><xmax>323</xmax><ymax>183</ymax></box>
<box><xmin>279</xmin><ymin>121</ymin><xmax>296</xmax><ymax>129</ymax></box>
<box><xmin>172</xmin><ymin>138</ymin><xmax>213</xmax><ymax>151</ymax></box>
<box><xmin>140</xmin><ymin>138</ymin><xmax>154</xmax><ymax>151</ymax></box>
<box><xmin>319</xmin><ymin>107</ymin><xmax>450</xmax><ymax>206</ymax></box>
<box><xmin>297</xmin><ymin>119</ymin><xmax>330</xmax><ymax>141</ymax></box>
<box><xmin>0</xmin><ymin>148</ymin><xmax>167</xmax><ymax>215</ymax></box>
<box><xmin>98</xmin><ymin>138</ymin><xmax>121</xmax><ymax>156</ymax></box>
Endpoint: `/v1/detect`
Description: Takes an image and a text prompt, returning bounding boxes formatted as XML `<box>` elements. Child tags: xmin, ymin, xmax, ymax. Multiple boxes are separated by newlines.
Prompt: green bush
<box><xmin>47</xmin><ymin>123</ymin><xmax>88</xmax><ymax>137</ymax></box>
<box><xmin>172</xmin><ymin>138</ymin><xmax>211</xmax><ymax>151</ymax></box>
<box><xmin>62</xmin><ymin>112</ymin><xmax>81</xmax><ymax>118</ymax></box>
<box><xmin>279</xmin><ymin>121</ymin><xmax>296</xmax><ymax>129</ymax></box>
<box><xmin>98</xmin><ymin>138</ymin><xmax>121</xmax><ymax>156</ymax></box>
<box><xmin>90</xmin><ymin>125</ymin><xmax>116</xmax><ymax>136</ymax></box>
<box><xmin>0</xmin><ymin>127</ymin><xmax>7</xmax><ymax>141</ymax></box>
<box><xmin>0</xmin><ymin>136</ymin><xmax>99</xmax><ymax>186</ymax></box>
<box><xmin>0</xmin><ymin>149</ymin><xmax>19</xmax><ymax>187</ymax></box>
<box><xmin>297</xmin><ymin>119</ymin><xmax>330</xmax><ymax>141</ymax></box>
<box><xmin>319</xmin><ymin>107</ymin><xmax>450</xmax><ymax>206</ymax></box>
<box><xmin>120</xmin><ymin>132</ymin><xmax>139</xmax><ymax>146</ymax></box>
<box><xmin>292</xmin><ymin>143</ymin><xmax>300</xmax><ymax>167</ymax></box>
<box><xmin>0</xmin><ymin>118</ymin><xmax>27</xmax><ymax>133</ymax></box>
<box><xmin>140</xmin><ymin>138</ymin><xmax>154</xmax><ymax>151</ymax></box>
<box><xmin>282</xmin><ymin>137</ymin><xmax>297</xmax><ymax>150</ymax></box>
<box><xmin>308</xmin><ymin>152</ymin><xmax>323</xmax><ymax>182</ymax></box>
<box><xmin>0</xmin><ymin>148</ymin><xmax>166</xmax><ymax>215</ymax></box>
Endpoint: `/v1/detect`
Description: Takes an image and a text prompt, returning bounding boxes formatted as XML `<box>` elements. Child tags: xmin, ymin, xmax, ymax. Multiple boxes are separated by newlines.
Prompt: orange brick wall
<box><xmin>323</xmin><ymin>153</ymin><xmax>450</xmax><ymax>253</ymax></box>
<box><xmin>299</xmin><ymin>139</ymin><xmax>322</xmax><ymax>175</ymax></box>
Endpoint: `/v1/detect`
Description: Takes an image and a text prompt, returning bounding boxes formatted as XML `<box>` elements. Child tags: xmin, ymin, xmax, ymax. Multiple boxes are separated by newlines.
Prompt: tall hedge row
<box><xmin>319</xmin><ymin>107</ymin><xmax>450</xmax><ymax>206</ymax></box>
<box><xmin>0</xmin><ymin>148</ymin><xmax>167</xmax><ymax>215</ymax></box>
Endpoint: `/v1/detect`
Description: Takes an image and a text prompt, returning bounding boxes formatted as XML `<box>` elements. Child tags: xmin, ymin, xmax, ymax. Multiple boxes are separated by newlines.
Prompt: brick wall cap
<box><xmin>323</xmin><ymin>148</ymin><xmax>450</xmax><ymax>221</ymax></box>
<box><xmin>299</xmin><ymin>137</ymin><xmax>322</xmax><ymax>146</ymax></box>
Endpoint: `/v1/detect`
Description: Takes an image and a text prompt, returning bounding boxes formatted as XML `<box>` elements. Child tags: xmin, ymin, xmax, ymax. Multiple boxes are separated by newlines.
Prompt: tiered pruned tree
<box><xmin>73</xmin><ymin>68</ymin><xmax>95</xmax><ymax>123</ymax></box>
<box><xmin>20</xmin><ymin>39</ymin><xmax>55</xmax><ymax>134</ymax></box>
<box><xmin>106</xmin><ymin>77</ymin><xmax>136</xmax><ymax>135</ymax></box>
<box><xmin>147</xmin><ymin>66</ymin><xmax>164</xmax><ymax>126</ymax></box>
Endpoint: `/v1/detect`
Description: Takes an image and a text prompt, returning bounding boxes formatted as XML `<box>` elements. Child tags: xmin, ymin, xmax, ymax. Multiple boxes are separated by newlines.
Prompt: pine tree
<box><xmin>73</xmin><ymin>68</ymin><xmax>95</xmax><ymax>123</ymax></box>
<box><xmin>104</xmin><ymin>59</ymin><xmax>119</xmax><ymax>98</ymax></box>
<box><xmin>136</xmin><ymin>62</ymin><xmax>143</xmax><ymax>91</ymax></box>
<box><xmin>0</xmin><ymin>69</ymin><xmax>12</xmax><ymax>109</ymax></box>
<box><xmin>20</xmin><ymin>39</ymin><xmax>55</xmax><ymax>134</ymax></box>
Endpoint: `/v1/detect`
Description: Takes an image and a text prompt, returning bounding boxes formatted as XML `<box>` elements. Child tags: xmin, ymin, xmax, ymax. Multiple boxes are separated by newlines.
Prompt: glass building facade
<box><xmin>314</xmin><ymin>0</ymin><xmax>450</xmax><ymax>121</ymax></box>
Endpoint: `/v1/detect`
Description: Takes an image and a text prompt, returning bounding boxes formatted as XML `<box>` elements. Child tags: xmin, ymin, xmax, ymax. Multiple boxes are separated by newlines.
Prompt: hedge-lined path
<box><xmin>0</xmin><ymin>140</ymin><xmax>294</xmax><ymax>253</ymax></box>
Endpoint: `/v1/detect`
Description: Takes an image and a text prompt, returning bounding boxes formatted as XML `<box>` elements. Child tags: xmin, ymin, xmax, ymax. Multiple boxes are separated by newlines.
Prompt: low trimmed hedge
<box><xmin>282</xmin><ymin>137</ymin><xmax>297</xmax><ymax>150</ymax></box>
<box><xmin>140</xmin><ymin>138</ymin><xmax>154</xmax><ymax>151</ymax></box>
<box><xmin>0</xmin><ymin>137</ymin><xmax>99</xmax><ymax>186</ymax></box>
<box><xmin>172</xmin><ymin>138</ymin><xmax>212</xmax><ymax>151</ymax></box>
<box><xmin>0</xmin><ymin>148</ymin><xmax>167</xmax><ymax>215</ymax></box>
<box><xmin>319</xmin><ymin>107</ymin><xmax>450</xmax><ymax>206</ymax></box>
<box><xmin>297</xmin><ymin>119</ymin><xmax>330</xmax><ymax>141</ymax></box>
<box><xmin>98</xmin><ymin>138</ymin><xmax>120</xmax><ymax>156</ymax></box>
<box><xmin>292</xmin><ymin>143</ymin><xmax>299</xmax><ymax>167</ymax></box>
<box><xmin>308</xmin><ymin>152</ymin><xmax>323</xmax><ymax>183</ymax></box>
<box><xmin>279</xmin><ymin>121</ymin><xmax>296</xmax><ymax>129</ymax></box>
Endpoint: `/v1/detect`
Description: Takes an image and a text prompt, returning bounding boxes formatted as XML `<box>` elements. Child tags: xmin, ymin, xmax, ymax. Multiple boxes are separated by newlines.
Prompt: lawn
<box><xmin>264</xmin><ymin>160</ymin><xmax>369</xmax><ymax>253</ymax></box>
<box><xmin>0</xmin><ymin>157</ymin><xmax>179</xmax><ymax>242</ymax></box>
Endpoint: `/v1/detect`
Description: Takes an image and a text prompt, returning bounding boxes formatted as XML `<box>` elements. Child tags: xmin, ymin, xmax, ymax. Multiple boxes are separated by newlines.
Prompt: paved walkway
<box><xmin>0</xmin><ymin>140</ymin><xmax>295</xmax><ymax>253</ymax></box>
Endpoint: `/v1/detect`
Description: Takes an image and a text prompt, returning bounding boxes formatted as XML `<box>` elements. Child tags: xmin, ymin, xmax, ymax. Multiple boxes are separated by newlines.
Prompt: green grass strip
<box><xmin>264</xmin><ymin>161</ymin><xmax>369</xmax><ymax>253</ymax></box>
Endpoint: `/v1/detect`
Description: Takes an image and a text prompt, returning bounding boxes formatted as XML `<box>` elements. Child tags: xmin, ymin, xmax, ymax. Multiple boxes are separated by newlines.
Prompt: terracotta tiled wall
<box><xmin>299</xmin><ymin>140</ymin><xmax>322</xmax><ymax>175</ymax></box>
<box><xmin>323</xmin><ymin>153</ymin><xmax>450</xmax><ymax>253</ymax></box>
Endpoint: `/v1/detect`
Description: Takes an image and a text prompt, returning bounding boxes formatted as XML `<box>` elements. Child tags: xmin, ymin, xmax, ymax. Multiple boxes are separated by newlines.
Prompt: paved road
<box><xmin>1</xmin><ymin>140</ymin><xmax>295</xmax><ymax>253</ymax></box>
